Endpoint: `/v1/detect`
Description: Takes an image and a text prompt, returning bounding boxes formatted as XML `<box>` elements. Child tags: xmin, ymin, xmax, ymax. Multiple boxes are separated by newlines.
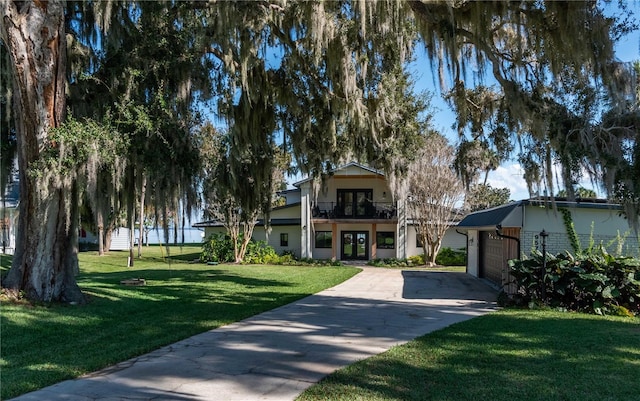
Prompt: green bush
<box><xmin>201</xmin><ymin>233</ymin><xmax>235</xmax><ymax>263</ymax></box>
<box><xmin>508</xmin><ymin>247</ymin><xmax>640</xmax><ymax>316</ymax></box>
<box><xmin>407</xmin><ymin>255</ymin><xmax>425</xmax><ymax>266</ymax></box>
<box><xmin>242</xmin><ymin>240</ymin><xmax>278</xmax><ymax>264</ymax></box>
<box><xmin>368</xmin><ymin>258</ymin><xmax>410</xmax><ymax>267</ymax></box>
<box><xmin>201</xmin><ymin>234</ymin><xmax>344</xmax><ymax>266</ymax></box>
<box><xmin>435</xmin><ymin>247</ymin><xmax>466</xmax><ymax>266</ymax></box>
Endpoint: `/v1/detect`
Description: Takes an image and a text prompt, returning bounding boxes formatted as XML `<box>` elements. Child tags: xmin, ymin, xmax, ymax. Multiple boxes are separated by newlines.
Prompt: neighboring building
<box><xmin>456</xmin><ymin>198</ymin><xmax>639</xmax><ymax>291</ymax></box>
<box><xmin>0</xmin><ymin>172</ymin><xmax>19</xmax><ymax>255</ymax></box>
<box><xmin>194</xmin><ymin>162</ymin><xmax>465</xmax><ymax>261</ymax></box>
<box><xmin>79</xmin><ymin>227</ymin><xmax>132</xmax><ymax>251</ymax></box>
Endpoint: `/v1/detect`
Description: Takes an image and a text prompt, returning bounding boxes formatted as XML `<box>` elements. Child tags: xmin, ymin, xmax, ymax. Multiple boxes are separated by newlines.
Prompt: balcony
<box><xmin>312</xmin><ymin>201</ymin><xmax>397</xmax><ymax>220</ymax></box>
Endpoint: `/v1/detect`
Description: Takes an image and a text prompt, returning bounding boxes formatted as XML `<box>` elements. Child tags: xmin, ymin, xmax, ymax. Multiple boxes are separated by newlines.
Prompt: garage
<box><xmin>455</xmin><ymin>201</ymin><xmax>522</xmax><ymax>291</ymax></box>
<box><xmin>455</xmin><ymin>197</ymin><xmax>635</xmax><ymax>294</ymax></box>
<box><xmin>479</xmin><ymin>231</ymin><xmax>504</xmax><ymax>286</ymax></box>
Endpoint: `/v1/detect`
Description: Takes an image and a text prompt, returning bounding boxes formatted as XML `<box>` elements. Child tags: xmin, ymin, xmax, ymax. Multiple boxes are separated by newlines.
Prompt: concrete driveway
<box><xmin>11</xmin><ymin>267</ymin><xmax>497</xmax><ymax>401</ymax></box>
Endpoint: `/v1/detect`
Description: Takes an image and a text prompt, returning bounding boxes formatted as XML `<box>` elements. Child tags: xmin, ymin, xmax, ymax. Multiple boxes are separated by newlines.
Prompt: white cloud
<box><xmin>485</xmin><ymin>163</ymin><xmax>530</xmax><ymax>201</ymax></box>
<box><xmin>484</xmin><ymin>162</ymin><xmax>603</xmax><ymax>201</ymax></box>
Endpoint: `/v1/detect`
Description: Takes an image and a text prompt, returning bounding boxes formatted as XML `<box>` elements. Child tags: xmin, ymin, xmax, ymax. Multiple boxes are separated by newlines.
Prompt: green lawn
<box><xmin>0</xmin><ymin>246</ymin><xmax>360</xmax><ymax>399</ymax></box>
<box><xmin>6</xmin><ymin>249</ymin><xmax>639</xmax><ymax>401</ymax></box>
<box><xmin>297</xmin><ymin>309</ymin><xmax>640</xmax><ymax>401</ymax></box>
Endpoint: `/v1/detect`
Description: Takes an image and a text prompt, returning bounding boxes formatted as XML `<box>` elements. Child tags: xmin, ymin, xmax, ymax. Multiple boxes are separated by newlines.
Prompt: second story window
<box><xmin>336</xmin><ymin>189</ymin><xmax>373</xmax><ymax>218</ymax></box>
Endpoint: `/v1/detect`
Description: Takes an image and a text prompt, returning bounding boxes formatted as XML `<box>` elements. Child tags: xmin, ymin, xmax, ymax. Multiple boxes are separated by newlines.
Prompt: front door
<box><xmin>341</xmin><ymin>231</ymin><xmax>369</xmax><ymax>260</ymax></box>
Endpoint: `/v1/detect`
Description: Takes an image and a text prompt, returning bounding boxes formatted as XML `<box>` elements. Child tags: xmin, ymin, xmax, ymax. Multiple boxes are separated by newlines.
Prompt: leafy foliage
<box><xmin>508</xmin><ymin>248</ymin><xmax>640</xmax><ymax>316</ymax></box>
<box><xmin>200</xmin><ymin>233</ymin><xmax>235</xmax><ymax>264</ymax></box>
<box><xmin>201</xmin><ymin>233</ymin><xmax>337</xmax><ymax>266</ymax></box>
<box><xmin>465</xmin><ymin>184</ymin><xmax>511</xmax><ymax>212</ymax></box>
<box><xmin>242</xmin><ymin>240</ymin><xmax>281</xmax><ymax>265</ymax></box>
<box><xmin>435</xmin><ymin>247</ymin><xmax>466</xmax><ymax>266</ymax></box>
<box><xmin>557</xmin><ymin>187</ymin><xmax>597</xmax><ymax>198</ymax></box>
<box><xmin>559</xmin><ymin>208</ymin><xmax>583</xmax><ymax>255</ymax></box>
<box><xmin>28</xmin><ymin>115</ymin><xmax>127</xmax><ymax>181</ymax></box>
<box><xmin>368</xmin><ymin>258</ymin><xmax>418</xmax><ymax>268</ymax></box>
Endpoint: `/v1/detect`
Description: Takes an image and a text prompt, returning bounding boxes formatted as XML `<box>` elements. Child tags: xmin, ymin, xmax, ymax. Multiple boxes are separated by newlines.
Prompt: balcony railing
<box><xmin>312</xmin><ymin>201</ymin><xmax>397</xmax><ymax>220</ymax></box>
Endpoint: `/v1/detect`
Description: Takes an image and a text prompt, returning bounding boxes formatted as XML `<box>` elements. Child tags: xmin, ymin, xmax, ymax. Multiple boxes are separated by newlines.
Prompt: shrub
<box><xmin>408</xmin><ymin>254</ymin><xmax>425</xmax><ymax>266</ymax></box>
<box><xmin>435</xmin><ymin>247</ymin><xmax>466</xmax><ymax>266</ymax></box>
<box><xmin>201</xmin><ymin>233</ymin><xmax>235</xmax><ymax>263</ymax></box>
<box><xmin>242</xmin><ymin>240</ymin><xmax>280</xmax><ymax>264</ymax></box>
<box><xmin>201</xmin><ymin>234</ymin><xmax>280</xmax><ymax>264</ymax></box>
<box><xmin>508</xmin><ymin>247</ymin><xmax>640</xmax><ymax>316</ymax></box>
<box><xmin>368</xmin><ymin>258</ymin><xmax>410</xmax><ymax>267</ymax></box>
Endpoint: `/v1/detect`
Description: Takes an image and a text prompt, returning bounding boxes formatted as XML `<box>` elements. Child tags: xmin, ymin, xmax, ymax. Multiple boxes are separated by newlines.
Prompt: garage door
<box><xmin>480</xmin><ymin>231</ymin><xmax>503</xmax><ymax>286</ymax></box>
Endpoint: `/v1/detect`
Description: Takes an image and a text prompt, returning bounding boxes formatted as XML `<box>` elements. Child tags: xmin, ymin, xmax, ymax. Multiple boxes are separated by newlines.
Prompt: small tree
<box><xmin>466</xmin><ymin>183</ymin><xmax>511</xmax><ymax>212</ymax></box>
<box><xmin>407</xmin><ymin>132</ymin><xmax>465</xmax><ymax>265</ymax></box>
<box><xmin>557</xmin><ymin>187</ymin><xmax>597</xmax><ymax>199</ymax></box>
<box><xmin>199</xmin><ymin>123</ymin><xmax>271</xmax><ymax>263</ymax></box>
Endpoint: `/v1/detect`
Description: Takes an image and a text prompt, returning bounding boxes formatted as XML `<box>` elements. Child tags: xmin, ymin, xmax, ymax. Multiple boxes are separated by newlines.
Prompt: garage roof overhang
<box><xmin>455</xmin><ymin>202</ymin><xmax>523</xmax><ymax>231</ymax></box>
<box><xmin>455</xmin><ymin>197</ymin><xmax>623</xmax><ymax>232</ymax></box>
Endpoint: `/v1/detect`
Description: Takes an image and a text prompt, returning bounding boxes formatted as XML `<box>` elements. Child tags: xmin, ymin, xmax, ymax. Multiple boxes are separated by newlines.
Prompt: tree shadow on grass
<box><xmin>300</xmin><ymin>312</ymin><xmax>640</xmax><ymax>401</ymax></box>
<box><xmin>0</xmin><ymin>267</ymin><xmax>316</xmax><ymax>399</ymax></box>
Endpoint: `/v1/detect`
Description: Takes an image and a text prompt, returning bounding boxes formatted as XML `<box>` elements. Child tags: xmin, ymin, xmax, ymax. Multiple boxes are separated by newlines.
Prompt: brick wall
<box><xmin>521</xmin><ymin>230</ymin><xmax>639</xmax><ymax>257</ymax></box>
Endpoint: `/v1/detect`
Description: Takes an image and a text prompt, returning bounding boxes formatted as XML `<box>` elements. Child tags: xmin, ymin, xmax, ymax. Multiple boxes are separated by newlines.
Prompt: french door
<box><xmin>341</xmin><ymin>231</ymin><xmax>368</xmax><ymax>260</ymax></box>
<box><xmin>337</xmin><ymin>189</ymin><xmax>373</xmax><ymax>218</ymax></box>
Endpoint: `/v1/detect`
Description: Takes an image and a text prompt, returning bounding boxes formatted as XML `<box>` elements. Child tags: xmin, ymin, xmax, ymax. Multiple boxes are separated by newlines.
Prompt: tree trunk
<box><xmin>0</xmin><ymin>1</ymin><xmax>85</xmax><ymax>303</ymax></box>
<box><xmin>173</xmin><ymin>205</ymin><xmax>179</xmax><ymax>245</ymax></box>
<box><xmin>104</xmin><ymin>224</ymin><xmax>114</xmax><ymax>252</ymax></box>
<box><xmin>97</xmin><ymin>215</ymin><xmax>105</xmax><ymax>256</ymax></box>
<box><xmin>181</xmin><ymin>208</ymin><xmax>185</xmax><ymax>244</ymax></box>
<box><xmin>94</xmin><ymin>173</ymin><xmax>111</xmax><ymax>256</ymax></box>
<box><xmin>428</xmin><ymin>242</ymin><xmax>439</xmax><ymax>265</ymax></box>
<box><xmin>137</xmin><ymin>174</ymin><xmax>146</xmax><ymax>258</ymax></box>
<box><xmin>127</xmin><ymin>169</ymin><xmax>136</xmax><ymax>267</ymax></box>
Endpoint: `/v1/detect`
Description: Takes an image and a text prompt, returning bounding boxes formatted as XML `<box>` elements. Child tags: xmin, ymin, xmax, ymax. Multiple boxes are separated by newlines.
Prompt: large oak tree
<box><xmin>0</xmin><ymin>1</ymin><xmax>84</xmax><ymax>302</ymax></box>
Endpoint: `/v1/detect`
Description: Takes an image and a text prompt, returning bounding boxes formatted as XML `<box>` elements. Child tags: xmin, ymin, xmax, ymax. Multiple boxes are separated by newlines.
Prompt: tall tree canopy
<box><xmin>1</xmin><ymin>0</ymin><xmax>636</xmax><ymax>302</ymax></box>
<box><xmin>411</xmin><ymin>1</ymin><xmax>638</xmax><ymax>206</ymax></box>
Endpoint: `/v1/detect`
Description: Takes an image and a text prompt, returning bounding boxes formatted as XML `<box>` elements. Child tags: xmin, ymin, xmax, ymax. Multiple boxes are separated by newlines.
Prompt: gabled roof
<box><xmin>457</xmin><ymin>202</ymin><xmax>521</xmax><ymax>228</ymax></box>
<box><xmin>293</xmin><ymin>162</ymin><xmax>384</xmax><ymax>187</ymax></box>
<box><xmin>277</xmin><ymin>188</ymin><xmax>301</xmax><ymax>195</ymax></box>
<box><xmin>194</xmin><ymin>218</ymin><xmax>301</xmax><ymax>228</ymax></box>
<box><xmin>193</xmin><ymin>202</ymin><xmax>302</xmax><ymax>228</ymax></box>
<box><xmin>523</xmin><ymin>197</ymin><xmax>621</xmax><ymax>210</ymax></box>
<box><xmin>457</xmin><ymin>197</ymin><xmax>623</xmax><ymax>229</ymax></box>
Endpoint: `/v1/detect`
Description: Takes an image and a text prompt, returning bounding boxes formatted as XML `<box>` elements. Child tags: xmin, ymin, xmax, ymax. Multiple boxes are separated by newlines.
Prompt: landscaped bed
<box><xmin>0</xmin><ymin>246</ymin><xmax>360</xmax><ymax>400</ymax></box>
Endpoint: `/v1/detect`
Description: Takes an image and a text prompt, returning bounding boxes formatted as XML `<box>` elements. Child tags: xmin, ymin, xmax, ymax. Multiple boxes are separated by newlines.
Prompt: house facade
<box><xmin>456</xmin><ymin>198</ymin><xmax>640</xmax><ymax>291</ymax></box>
<box><xmin>195</xmin><ymin>162</ymin><xmax>465</xmax><ymax>261</ymax></box>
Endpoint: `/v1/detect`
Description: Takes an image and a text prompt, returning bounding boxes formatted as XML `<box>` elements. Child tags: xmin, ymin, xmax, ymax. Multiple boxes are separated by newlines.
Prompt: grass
<box><xmin>297</xmin><ymin>309</ymin><xmax>640</xmax><ymax>401</ymax></box>
<box><xmin>0</xmin><ymin>246</ymin><xmax>360</xmax><ymax>399</ymax></box>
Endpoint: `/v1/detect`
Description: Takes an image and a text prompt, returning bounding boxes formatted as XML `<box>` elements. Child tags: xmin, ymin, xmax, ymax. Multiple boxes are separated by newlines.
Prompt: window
<box><xmin>336</xmin><ymin>189</ymin><xmax>374</xmax><ymax>217</ymax></box>
<box><xmin>315</xmin><ymin>231</ymin><xmax>333</xmax><ymax>248</ymax></box>
<box><xmin>376</xmin><ymin>232</ymin><xmax>395</xmax><ymax>249</ymax></box>
<box><xmin>416</xmin><ymin>233</ymin><xmax>424</xmax><ymax>248</ymax></box>
<box><xmin>280</xmin><ymin>233</ymin><xmax>288</xmax><ymax>247</ymax></box>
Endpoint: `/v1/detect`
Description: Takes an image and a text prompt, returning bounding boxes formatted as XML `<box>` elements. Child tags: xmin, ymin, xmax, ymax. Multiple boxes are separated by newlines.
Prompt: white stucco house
<box><xmin>195</xmin><ymin>162</ymin><xmax>465</xmax><ymax>261</ymax></box>
<box><xmin>456</xmin><ymin>197</ymin><xmax>639</xmax><ymax>291</ymax></box>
